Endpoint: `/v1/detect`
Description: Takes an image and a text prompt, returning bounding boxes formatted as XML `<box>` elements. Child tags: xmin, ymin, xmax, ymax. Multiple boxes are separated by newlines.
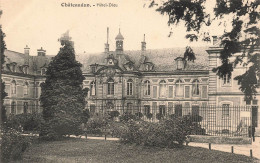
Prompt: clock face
<box><xmin>108</xmin><ymin>59</ymin><xmax>114</xmax><ymax>65</ymax></box>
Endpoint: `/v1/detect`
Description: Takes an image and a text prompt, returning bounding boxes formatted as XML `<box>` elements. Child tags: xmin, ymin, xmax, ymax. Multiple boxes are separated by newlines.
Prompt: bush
<box><xmin>146</xmin><ymin>113</ymin><xmax>153</xmax><ymax>119</ymax></box>
<box><xmin>114</xmin><ymin>116</ymin><xmax>192</xmax><ymax>148</ymax></box>
<box><xmin>39</xmin><ymin>117</ymin><xmax>83</xmax><ymax>141</ymax></box>
<box><xmin>108</xmin><ymin>111</ymin><xmax>120</xmax><ymax>119</ymax></box>
<box><xmin>119</xmin><ymin>112</ymin><xmax>137</xmax><ymax>122</ymax></box>
<box><xmin>86</xmin><ymin>114</ymin><xmax>109</xmax><ymax>135</ymax></box>
<box><xmin>181</xmin><ymin>115</ymin><xmax>206</xmax><ymax>135</ymax></box>
<box><xmin>156</xmin><ymin>113</ymin><xmax>164</xmax><ymax>120</ymax></box>
<box><xmin>0</xmin><ymin>127</ymin><xmax>31</xmax><ymax>162</ymax></box>
<box><xmin>5</xmin><ymin>113</ymin><xmax>44</xmax><ymax>132</ymax></box>
<box><xmin>135</xmin><ymin>112</ymin><xmax>143</xmax><ymax>119</ymax></box>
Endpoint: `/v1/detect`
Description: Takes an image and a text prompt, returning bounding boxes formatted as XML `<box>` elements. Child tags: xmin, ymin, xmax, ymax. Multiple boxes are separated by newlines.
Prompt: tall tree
<box><xmin>151</xmin><ymin>0</ymin><xmax>260</xmax><ymax>101</ymax></box>
<box><xmin>40</xmin><ymin>34</ymin><xmax>87</xmax><ymax>140</ymax></box>
<box><xmin>0</xmin><ymin>25</ymin><xmax>8</xmax><ymax>124</ymax></box>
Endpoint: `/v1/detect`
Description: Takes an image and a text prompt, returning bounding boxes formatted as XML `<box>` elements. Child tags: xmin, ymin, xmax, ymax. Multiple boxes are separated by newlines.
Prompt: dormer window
<box><xmin>175</xmin><ymin>57</ymin><xmax>184</xmax><ymax>70</ymax></box>
<box><xmin>24</xmin><ymin>66</ymin><xmax>29</xmax><ymax>74</ymax></box>
<box><xmin>41</xmin><ymin>68</ymin><xmax>46</xmax><ymax>75</ymax></box>
<box><xmin>11</xmin><ymin>63</ymin><xmax>17</xmax><ymax>72</ymax></box>
<box><xmin>91</xmin><ymin>66</ymin><xmax>96</xmax><ymax>73</ymax></box>
<box><xmin>145</xmin><ymin>64</ymin><xmax>149</xmax><ymax>71</ymax></box>
<box><xmin>177</xmin><ymin>60</ymin><xmax>183</xmax><ymax>70</ymax></box>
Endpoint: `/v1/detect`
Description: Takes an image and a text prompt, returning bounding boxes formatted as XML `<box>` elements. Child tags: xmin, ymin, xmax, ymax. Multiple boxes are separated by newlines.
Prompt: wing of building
<box><xmin>2</xmin><ymin>29</ymin><xmax>259</xmax><ymax>135</ymax></box>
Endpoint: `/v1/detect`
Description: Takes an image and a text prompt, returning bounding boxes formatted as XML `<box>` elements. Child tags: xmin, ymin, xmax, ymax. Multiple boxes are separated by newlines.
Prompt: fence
<box><xmin>88</xmin><ymin>105</ymin><xmax>253</xmax><ymax>137</ymax></box>
<box><xmin>3</xmin><ymin>104</ymin><xmax>254</xmax><ymax>137</ymax></box>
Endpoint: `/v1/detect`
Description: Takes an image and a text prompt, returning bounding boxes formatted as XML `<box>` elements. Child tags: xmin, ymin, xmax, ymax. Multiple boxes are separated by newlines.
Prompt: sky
<box><xmin>0</xmin><ymin>0</ymin><xmax>219</xmax><ymax>56</ymax></box>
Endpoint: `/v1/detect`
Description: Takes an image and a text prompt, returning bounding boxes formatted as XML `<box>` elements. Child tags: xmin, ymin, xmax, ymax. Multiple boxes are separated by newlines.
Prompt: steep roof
<box><xmin>77</xmin><ymin>46</ymin><xmax>209</xmax><ymax>73</ymax></box>
<box><xmin>3</xmin><ymin>49</ymin><xmax>54</xmax><ymax>75</ymax></box>
<box><xmin>115</xmin><ymin>31</ymin><xmax>124</xmax><ymax>40</ymax></box>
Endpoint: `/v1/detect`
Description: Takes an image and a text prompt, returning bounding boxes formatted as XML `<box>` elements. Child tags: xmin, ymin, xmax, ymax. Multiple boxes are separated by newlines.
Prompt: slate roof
<box><xmin>115</xmin><ymin>31</ymin><xmax>124</xmax><ymax>40</ymax></box>
<box><xmin>77</xmin><ymin>46</ymin><xmax>209</xmax><ymax>73</ymax></box>
<box><xmin>3</xmin><ymin>49</ymin><xmax>53</xmax><ymax>75</ymax></box>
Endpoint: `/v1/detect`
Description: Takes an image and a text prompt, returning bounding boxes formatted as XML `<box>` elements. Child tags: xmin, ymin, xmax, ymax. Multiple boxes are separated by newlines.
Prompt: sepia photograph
<box><xmin>0</xmin><ymin>0</ymin><xmax>259</xmax><ymax>162</ymax></box>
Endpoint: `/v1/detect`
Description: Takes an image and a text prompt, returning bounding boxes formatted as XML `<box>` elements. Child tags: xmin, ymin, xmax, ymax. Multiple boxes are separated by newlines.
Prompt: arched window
<box><xmin>175</xmin><ymin>80</ymin><xmax>183</xmax><ymax>97</ymax></box>
<box><xmin>24</xmin><ymin>82</ymin><xmax>29</xmax><ymax>95</ymax></box>
<box><xmin>127</xmin><ymin>79</ymin><xmax>133</xmax><ymax>95</ymax></box>
<box><xmin>144</xmin><ymin>80</ymin><xmax>151</xmax><ymax>96</ymax></box>
<box><xmin>11</xmin><ymin>101</ymin><xmax>16</xmax><ymax>114</ymax></box>
<box><xmin>11</xmin><ymin>80</ymin><xmax>16</xmax><ymax>94</ymax></box>
<box><xmin>159</xmin><ymin>80</ymin><xmax>166</xmax><ymax>97</ymax></box>
<box><xmin>192</xmin><ymin>79</ymin><xmax>200</xmax><ymax>96</ymax></box>
<box><xmin>107</xmin><ymin>78</ymin><xmax>114</xmax><ymax>95</ymax></box>
<box><xmin>90</xmin><ymin>81</ymin><xmax>96</xmax><ymax>96</ymax></box>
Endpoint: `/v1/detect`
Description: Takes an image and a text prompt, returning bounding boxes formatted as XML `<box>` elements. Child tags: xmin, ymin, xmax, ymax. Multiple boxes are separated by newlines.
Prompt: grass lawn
<box><xmin>22</xmin><ymin>138</ymin><xmax>257</xmax><ymax>163</ymax></box>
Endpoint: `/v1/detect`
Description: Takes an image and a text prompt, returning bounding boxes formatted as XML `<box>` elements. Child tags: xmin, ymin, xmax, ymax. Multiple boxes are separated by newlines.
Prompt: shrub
<box><xmin>39</xmin><ymin>117</ymin><xmax>83</xmax><ymax>140</ymax></box>
<box><xmin>135</xmin><ymin>112</ymin><xmax>143</xmax><ymax>119</ymax></box>
<box><xmin>146</xmin><ymin>113</ymin><xmax>153</xmax><ymax>119</ymax></box>
<box><xmin>156</xmin><ymin>113</ymin><xmax>164</xmax><ymax>120</ymax></box>
<box><xmin>119</xmin><ymin>112</ymin><xmax>137</xmax><ymax>122</ymax></box>
<box><xmin>108</xmin><ymin>111</ymin><xmax>120</xmax><ymax>119</ymax></box>
<box><xmin>5</xmin><ymin>113</ymin><xmax>44</xmax><ymax>132</ymax></box>
<box><xmin>0</xmin><ymin>127</ymin><xmax>31</xmax><ymax>162</ymax></box>
<box><xmin>115</xmin><ymin>116</ymin><xmax>191</xmax><ymax>148</ymax></box>
<box><xmin>181</xmin><ymin>115</ymin><xmax>206</xmax><ymax>135</ymax></box>
<box><xmin>86</xmin><ymin>114</ymin><xmax>109</xmax><ymax>135</ymax></box>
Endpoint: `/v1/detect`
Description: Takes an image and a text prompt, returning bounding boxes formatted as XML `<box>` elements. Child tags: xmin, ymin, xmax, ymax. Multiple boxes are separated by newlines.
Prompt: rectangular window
<box><xmin>127</xmin><ymin>103</ymin><xmax>133</xmax><ymax>114</ymax></box>
<box><xmin>192</xmin><ymin>105</ymin><xmax>199</xmax><ymax>116</ymax></box>
<box><xmin>159</xmin><ymin>105</ymin><xmax>166</xmax><ymax>116</ymax></box>
<box><xmin>175</xmin><ymin>104</ymin><xmax>182</xmax><ymax>117</ymax></box>
<box><xmin>168</xmin><ymin>102</ymin><xmax>173</xmax><ymax>115</ymax></box>
<box><xmin>127</xmin><ymin>83</ymin><xmax>133</xmax><ymax>95</ymax></box>
<box><xmin>144</xmin><ymin>105</ymin><xmax>150</xmax><ymax>115</ymax></box>
<box><xmin>184</xmin><ymin>86</ymin><xmax>190</xmax><ymax>98</ymax></box>
<box><xmin>201</xmin><ymin>86</ymin><xmax>208</xmax><ymax>99</ymax></box>
<box><xmin>222</xmin><ymin>74</ymin><xmax>231</xmax><ymax>86</ymax></box>
<box><xmin>152</xmin><ymin>102</ymin><xmax>157</xmax><ymax>116</ymax></box>
<box><xmin>153</xmin><ymin>86</ymin><xmax>157</xmax><ymax>98</ymax></box>
<box><xmin>176</xmin><ymin>84</ymin><xmax>183</xmax><ymax>97</ymax></box>
<box><xmin>23</xmin><ymin>102</ymin><xmax>28</xmax><ymax>114</ymax></box>
<box><xmin>222</xmin><ymin>104</ymin><xmax>230</xmax><ymax>118</ymax></box>
<box><xmin>168</xmin><ymin>86</ymin><xmax>173</xmax><ymax>98</ymax></box>
<box><xmin>184</xmin><ymin>102</ymin><xmax>190</xmax><ymax>115</ymax></box>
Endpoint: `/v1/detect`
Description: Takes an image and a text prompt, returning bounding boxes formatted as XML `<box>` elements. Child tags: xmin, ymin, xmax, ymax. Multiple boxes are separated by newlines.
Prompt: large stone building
<box><xmin>2</xmin><ymin>29</ymin><xmax>259</xmax><ymax>135</ymax></box>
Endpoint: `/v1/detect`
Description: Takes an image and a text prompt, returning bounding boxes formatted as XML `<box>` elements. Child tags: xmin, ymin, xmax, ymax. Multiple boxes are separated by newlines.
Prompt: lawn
<box><xmin>22</xmin><ymin>138</ymin><xmax>257</xmax><ymax>163</ymax></box>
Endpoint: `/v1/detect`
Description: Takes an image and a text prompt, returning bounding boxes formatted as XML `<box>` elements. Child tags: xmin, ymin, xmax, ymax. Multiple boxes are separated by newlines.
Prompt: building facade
<box><xmin>2</xmin><ymin>29</ymin><xmax>259</xmax><ymax>134</ymax></box>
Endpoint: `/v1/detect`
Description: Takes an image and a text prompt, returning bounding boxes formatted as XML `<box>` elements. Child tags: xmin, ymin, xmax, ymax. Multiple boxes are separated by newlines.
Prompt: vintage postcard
<box><xmin>0</xmin><ymin>0</ymin><xmax>259</xmax><ymax>162</ymax></box>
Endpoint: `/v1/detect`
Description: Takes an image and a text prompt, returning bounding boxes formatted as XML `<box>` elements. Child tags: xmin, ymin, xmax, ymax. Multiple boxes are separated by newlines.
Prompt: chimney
<box><xmin>24</xmin><ymin>45</ymin><xmax>30</xmax><ymax>55</ymax></box>
<box><xmin>105</xmin><ymin>27</ymin><xmax>109</xmax><ymax>53</ymax></box>
<box><xmin>212</xmin><ymin>36</ymin><xmax>218</xmax><ymax>45</ymax></box>
<box><xmin>37</xmin><ymin>47</ymin><xmax>46</xmax><ymax>56</ymax></box>
<box><xmin>24</xmin><ymin>45</ymin><xmax>30</xmax><ymax>65</ymax></box>
<box><xmin>141</xmin><ymin>34</ymin><xmax>146</xmax><ymax>51</ymax></box>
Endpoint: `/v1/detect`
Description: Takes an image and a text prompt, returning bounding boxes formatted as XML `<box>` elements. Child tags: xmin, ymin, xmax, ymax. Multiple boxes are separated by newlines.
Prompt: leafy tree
<box><xmin>151</xmin><ymin>0</ymin><xmax>260</xmax><ymax>101</ymax></box>
<box><xmin>39</xmin><ymin>35</ymin><xmax>87</xmax><ymax>140</ymax></box>
<box><xmin>0</xmin><ymin>25</ymin><xmax>7</xmax><ymax>124</ymax></box>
